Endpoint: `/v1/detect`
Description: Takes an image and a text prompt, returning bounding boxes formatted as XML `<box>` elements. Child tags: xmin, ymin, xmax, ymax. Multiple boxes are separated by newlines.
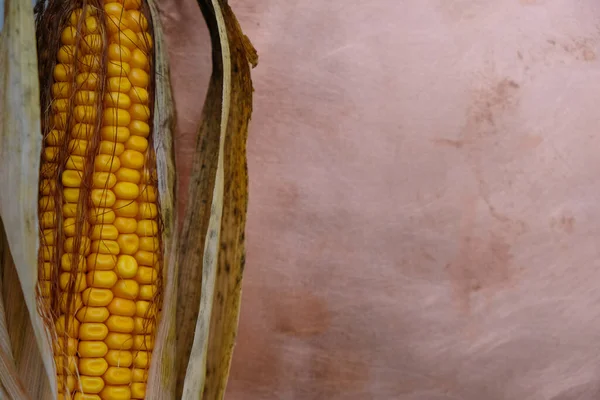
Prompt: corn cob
<box><xmin>37</xmin><ymin>1</ymin><xmax>160</xmax><ymax>399</ymax></box>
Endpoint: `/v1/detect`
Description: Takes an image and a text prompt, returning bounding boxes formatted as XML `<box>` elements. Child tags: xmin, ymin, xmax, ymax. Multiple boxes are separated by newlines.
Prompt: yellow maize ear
<box><xmin>34</xmin><ymin>1</ymin><xmax>162</xmax><ymax>398</ymax></box>
<box><xmin>1</xmin><ymin>0</ymin><xmax>254</xmax><ymax>398</ymax></box>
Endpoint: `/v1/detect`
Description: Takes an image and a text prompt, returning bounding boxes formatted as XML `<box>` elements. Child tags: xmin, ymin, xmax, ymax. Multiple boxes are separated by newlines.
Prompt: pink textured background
<box><xmin>162</xmin><ymin>1</ymin><xmax>600</xmax><ymax>399</ymax></box>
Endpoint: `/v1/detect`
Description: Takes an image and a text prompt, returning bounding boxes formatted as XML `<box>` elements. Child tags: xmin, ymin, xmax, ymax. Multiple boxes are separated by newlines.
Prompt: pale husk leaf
<box><xmin>0</xmin><ymin>0</ymin><xmax>57</xmax><ymax>398</ymax></box>
<box><xmin>145</xmin><ymin>0</ymin><xmax>179</xmax><ymax>398</ymax></box>
<box><xmin>179</xmin><ymin>0</ymin><xmax>255</xmax><ymax>398</ymax></box>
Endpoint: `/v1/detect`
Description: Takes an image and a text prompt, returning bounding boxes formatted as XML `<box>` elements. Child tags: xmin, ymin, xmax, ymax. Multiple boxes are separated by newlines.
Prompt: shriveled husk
<box><xmin>0</xmin><ymin>0</ymin><xmax>256</xmax><ymax>398</ymax></box>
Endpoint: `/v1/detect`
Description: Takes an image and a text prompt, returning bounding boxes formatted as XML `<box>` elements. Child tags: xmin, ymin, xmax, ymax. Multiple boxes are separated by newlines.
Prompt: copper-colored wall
<box><xmin>165</xmin><ymin>1</ymin><xmax>600</xmax><ymax>398</ymax></box>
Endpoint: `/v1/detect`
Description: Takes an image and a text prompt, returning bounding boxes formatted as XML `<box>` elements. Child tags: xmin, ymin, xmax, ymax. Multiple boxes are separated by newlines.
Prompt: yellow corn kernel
<box><xmin>76</xmin><ymin>72</ymin><xmax>100</xmax><ymax>90</ymax></box>
<box><xmin>106</xmin><ymin>315</ymin><xmax>134</xmax><ymax>334</ymax></box>
<box><xmin>78</xmin><ymin>375</ymin><xmax>105</xmax><ymax>394</ymax></box>
<box><xmin>108</xmin><ymin>76</ymin><xmax>132</xmax><ymax>93</ymax></box>
<box><xmin>125</xmin><ymin>11</ymin><xmax>148</xmax><ymax>33</ymax></box>
<box><xmin>40</xmin><ymin>196</ymin><xmax>55</xmax><ymax>211</ymax></box>
<box><xmin>58</xmin><ymin>293</ymin><xmax>83</xmax><ymax>313</ymax></box>
<box><xmin>128</xmin><ymin>68</ymin><xmax>149</xmax><ymax>88</ymax></box>
<box><xmin>133</xmin><ymin>317</ymin><xmax>155</xmax><ymax>334</ymax></box>
<box><xmin>46</xmin><ymin>128</ymin><xmax>66</xmax><ymax>144</ymax></box>
<box><xmin>73</xmin><ymin>105</ymin><xmax>97</xmax><ymax>124</ymax></box>
<box><xmin>104</xmin><ymin>333</ymin><xmax>133</xmax><ymax>350</ymax></box>
<box><xmin>139</xmin><ymin>237</ymin><xmax>159</xmax><ymax>252</ymax></box>
<box><xmin>90</xmin><ymin>239</ymin><xmax>120</xmax><ymax>255</ymax></box>
<box><xmin>132</xmin><ymin>369</ymin><xmax>149</xmax><ymax>384</ymax></box>
<box><xmin>138</xmin><ymin>184</ymin><xmax>157</xmax><ymax>202</ymax></box>
<box><xmin>54</xmin><ymin>356</ymin><xmax>78</xmax><ymax>374</ymax></box>
<box><xmin>43</xmin><ymin>146</ymin><xmax>59</xmax><ymax>162</ymax></box>
<box><xmin>136</xmin><ymin>302</ymin><xmax>152</xmax><ymax>319</ymax></box>
<box><xmin>130</xmin><ymin>104</ymin><xmax>150</xmax><ymax>122</ymax></box>
<box><xmin>104</xmin><ymin>91</ymin><xmax>131</xmax><ymax>108</ymax></box>
<box><xmin>99</xmin><ymin>140</ymin><xmax>125</xmax><ymax>156</ymax></box>
<box><xmin>131</xmin><ymin>382</ymin><xmax>146</xmax><ymax>399</ymax></box>
<box><xmin>41</xmin><ymin>162</ymin><xmax>59</xmax><ymax>178</ymax></box>
<box><xmin>62</xmin><ymin>170</ymin><xmax>82</xmax><ymax>187</ymax></box>
<box><xmin>78</xmin><ymin>341</ymin><xmax>109</xmax><ymax>358</ymax></box>
<box><xmin>79</xmin><ymin>322</ymin><xmax>109</xmax><ymax>341</ymax></box>
<box><xmin>59</xmin><ymin>272</ymin><xmax>87</xmax><ymax>292</ymax></box>
<box><xmin>89</xmin><ymin>208</ymin><xmax>117</xmax><ymax>224</ymax></box>
<box><xmin>90</xmin><ymin>224</ymin><xmax>119</xmax><ymax>240</ymax></box>
<box><xmin>128</xmin><ymin>120</ymin><xmax>150</xmax><ymax>137</ymax></box>
<box><xmin>112</xmin><ymin>279</ymin><xmax>139</xmax><ymax>299</ymax></box>
<box><xmin>132</xmin><ymin>335</ymin><xmax>154</xmax><ymax>350</ymax></box>
<box><xmin>74</xmin><ymin>394</ymin><xmax>101</xmax><ymax>400</ymax></box>
<box><xmin>99</xmin><ymin>386</ymin><xmax>131</xmax><ymax>400</ymax></box>
<box><xmin>79</xmin><ymin>358</ymin><xmax>109</xmax><ymax>376</ymax></box>
<box><xmin>87</xmin><ymin>253</ymin><xmax>118</xmax><ymax>270</ymax></box>
<box><xmin>60</xmin><ymin>253</ymin><xmax>87</xmax><ymax>272</ymax></box>
<box><xmin>78</xmin><ymin>54</ymin><xmax>101</xmax><ymax>72</ymax></box>
<box><xmin>75</xmin><ymin>91</ymin><xmax>98</xmax><ymax>106</ymax></box>
<box><xmin>53</xmin><ymin>112</ymin><xmax>68</xmax><ymax>129</ymax></box>
<box><xmin>82</xmin><ymin>288</ymin><xmax>114</xmax><ymax>307</ymax></box>
<box><xmin>119</xmin><ymin>149</ymin><xmax>144</xmax><ymax>169</ymax></box>
<box><xmin>60</xmin><ymin>26</ymin><xmax>78</xmax><ymax>45</ymax></box>
<box><xmin>76</xmin><ymin>306</ymin><xmax>109</xmax><ymax>323</ymax></box>
<box><xmin>92</xmin><ymin>172</ymin><xmax>117</xmax><ymax>189</ymax></box>
<box><xmin>130</xmin><ymin>48</ymin><xmax>148</xmax><ymax>71</ymax></box>
<box><xmin>41</xmin><ymin>245</ymin><xmax>55</xmax><ymax>261</ymax></box>
<box><xmin>101</xmin><ymin>125</ymin><xmax>130</xmax><ymax>142</ymax></box>
<box><xmin>113</xmin><ymin>181</ymin><xmax>140</xmax><ymax>200</ymax></box>
<box><xmin>107</xmin><ymin>43</ymin><xmax>132</xmax><ymax>62</ymax></box>
<box><xmin>124</xmin><ymin>136</ymin><xmax>148</xmax><ymax>153</ymax></box>
<box><xmin>57</xmin><ymin>375</ymin><xmax>76</xmax><ymax>393</ymax></box>
<box><xmin>135</xmin><ymin>266</ymin><xmax>157</xmax><ymax>284</ymax></box>
<box><xmin>55</xmin><ymin>315</ymin><xmax>80</xmax><ymax>337</ymax></box>
<box><xmin>137</xmin><ymin>32</ymin><xmax>152</xmax><ymax>51</ymax></box>
<box><xmin>132</xmin><ymin>351</ymin><xmax>150</xmax><ymax>368</ymax></box>
<box><xmin>107</xmin><ymin>61</ymin><xmax>132</xmax><ymax>78</ymax></box>
<box><xmin>138</xmin><ymin>202</ymin><xmax>158</xmax><ymax>219</ymax></box>
<box><xmin>41</xmin><ymin>211</ymin><xmax>57</xmax><ymax>228</ymax></box>
<box><xmin>53</xmin><ymin>64</ymin><xmax>74</xmax><ymax>82</ymax></box>
<box><xmin>82</xmin><ymin>15</ymin><xmax>100</xmax><ymax>34</ymax></box>
<box><xmin>103</xmin><ymin>107</ymin><xmax>131</xmax><ymax>126</ymax></box>
<box><xmin>63</xmin><ymin>218</ymin><xmax>90</xmax><ymax>237</ymax></box>
<box><xmin>41</xmin><ymin>179</ymin><xmax>57</xmax><ymax>195</ymax></box>
<box><xmin>104</xmin><ymin>2</ymin><xmax>125</xmax><ymax>16</ymax></box>
<box><xmin>64</xmin><ymin>237</ymin><xmax>91</xmax><ymax>254</ymax></box>
<box><xmin>136</xmin><ymin>220</ymin><xmax>158</xmax><ymax>237</ymax></box>
<box><xmin>39</xmin><ymin>281</ymin><xmax>51</xmax><ymax>297</ymax></box>
<box><xmin>81</xmin><ymin>34</ymin><xmax>103</xmax><ymax>54</ymax></box>
<box><xmin>116</xmin><ymin>255</ymin><xmax>138</xmax><ymax>278</ymax></box>
<box><xmin>57</xmin><ymin>46</ymin><xmax>75</xmax><ymax>64</ymax></box>
<box><xmin>91</xmin><ymin>189</ymin><xmax>116</xmax><ymax>208</ymax></box>
<box><xmin>66</xmin><ymin>155</ymin><xmax>86</xmax><ymax>171</ymax></box>
<box><xmin>111</xmin><ymin>28</ymin><xmax>139</xmax><ymax>50</ymax></box>
<box><xmin>138</xmin><ymin>284</ymin><xmax>157</xmax><ymax>300</ymax></box>
<box><xmin>54</xmin><ymin>337</ymin><xmax>78</xmax><ymax>356</ymax></box>
<box><xmin>128</xmin><ymin>87</ymin><xmax>149</xmax><ymax>105</ymax></box>
<box><xmin>63</xmin><ymin>203</ymin><xmax>78</xmax><ymax>217</ymax></box>
<box><xmin>40</xmin><ymin>262</ymin><xmax>53</xmax><ymax>279</ymax></box>
<box><xmin>86</xmin><ymin>270</ymin><xmax>118</xmax><ymax>288</ymax></box>
<box><xmin>113</xmin><ymin>199</ymin><xmax>138</xmax><ymax>217</ymax></box>
<box><xmin>71</xmin><ymin>123</ymin><xmax>95</xmax><ymax>140</ymax></box>
<box><xmin>41</xmin><ymin>230</ymin><xmax>55</xmax><ymax>246</ymax></box>
<box><xmin>103</xmin><ymin>366</ymin><xmax>133</xmax><ymax>385</ymax></box>
<box><xmin>105</xmin><ymin>351</ymin><xmax>133</xmax><ymax>367</ymax></box>
<box><xmin>114</xmin><ymin>217</ymin><xmax>137</xmax><ymax>233</ymax></box>
<box><xmin>115</xmin><ymin>168</ymin><xmax>141</xmax><ymax>185</ymax></box>
<box><xmin>108</xmin><ymin>298</ymin><xmax>136</xmax><ymax>317</ymax></box>
<box><xmin>94</xmin><ymin>154</ymin><xmax>121</xmax><ymax>173</ymax></box>
<box><xmin>124</xmin><ymin>0</ymin><xmax>142</xmax><ymax>10</ymax></box>
<box><xmin>117</xmin><ymin>233</ymin><xmax>140</xmax><ymax>255</ymax></box>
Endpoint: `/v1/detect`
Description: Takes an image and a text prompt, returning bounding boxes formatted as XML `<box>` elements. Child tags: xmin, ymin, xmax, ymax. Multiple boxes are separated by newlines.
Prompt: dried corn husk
<box><xmin>0</xmin><ymin>0</ymin><xmax>256</xmax><ymax>398</ymax></box>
